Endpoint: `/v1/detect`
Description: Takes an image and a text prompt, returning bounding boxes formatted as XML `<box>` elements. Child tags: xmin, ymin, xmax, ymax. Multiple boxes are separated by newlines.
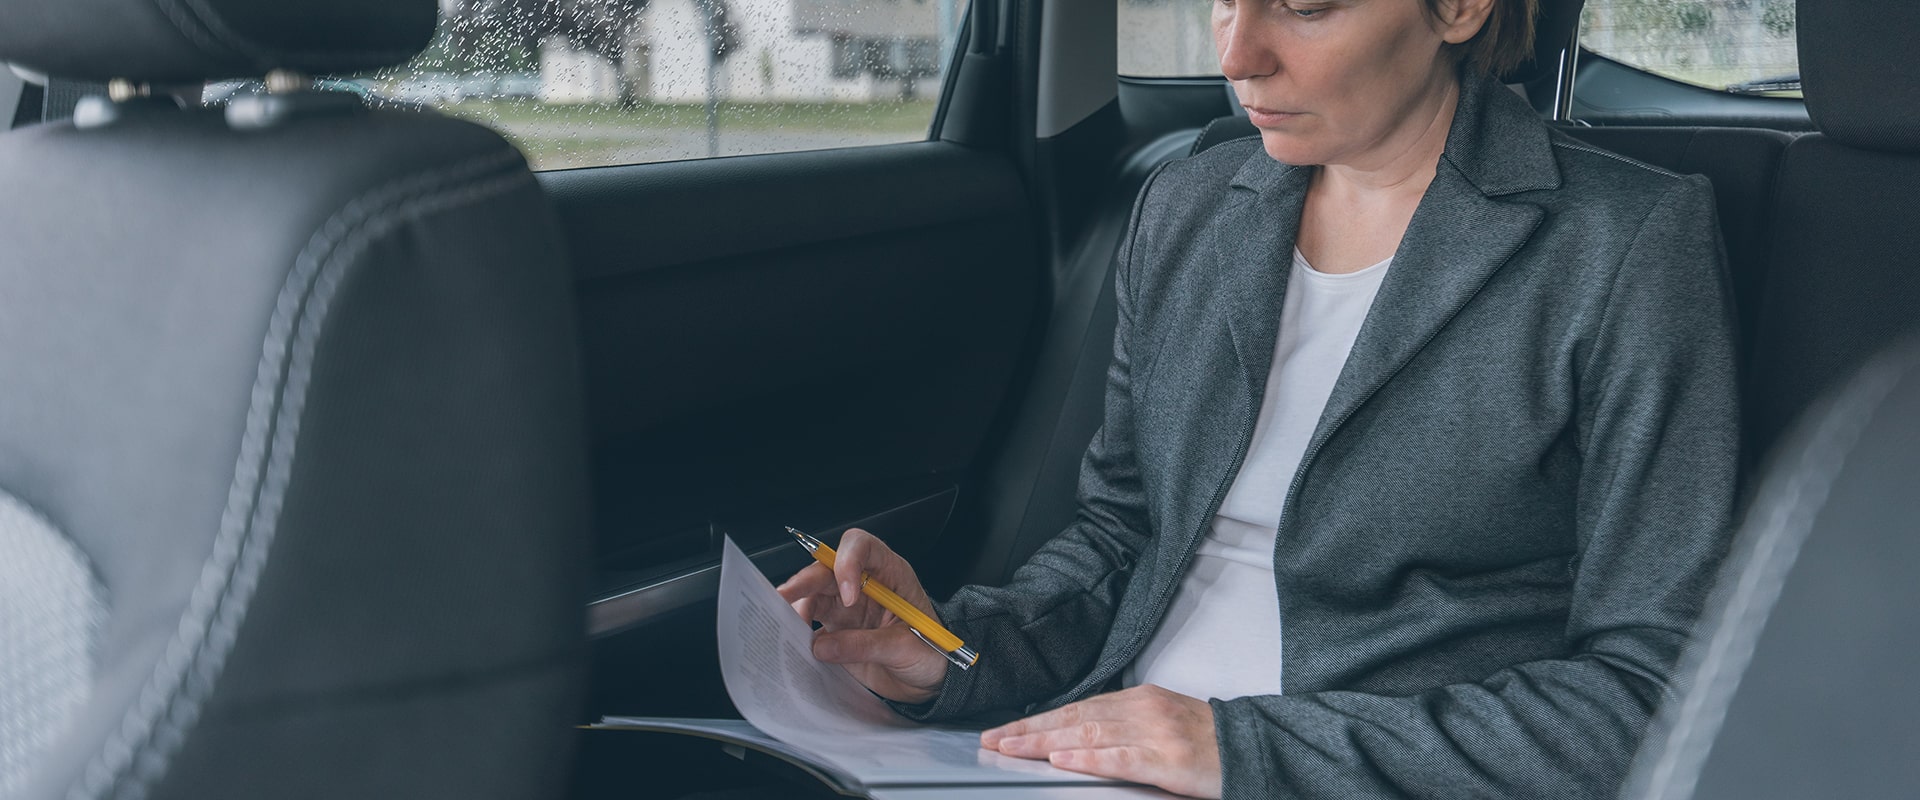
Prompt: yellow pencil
<box><xmin>786</xmin><ymin>526</ymin><xmax>980</xmax><ymax>670</ymax></box>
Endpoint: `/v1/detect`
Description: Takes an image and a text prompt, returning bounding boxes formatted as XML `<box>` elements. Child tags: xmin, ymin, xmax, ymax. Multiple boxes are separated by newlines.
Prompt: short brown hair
<box><xmin>1427</xmin><ymin>0</ymin><xmax>1541</xmax><ymax>78</ymax></box>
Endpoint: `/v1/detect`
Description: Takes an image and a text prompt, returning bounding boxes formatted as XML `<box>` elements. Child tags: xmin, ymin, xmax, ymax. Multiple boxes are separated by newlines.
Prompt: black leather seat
<box><xmin>1742</xmin><ymin>0</ymin><xmax>1920</xmax><ymax>458</ymax></box>
<box><xmin>0</xmin><ymin>2</ymin><xmax>590</xmax><ymax>798</ymax></box>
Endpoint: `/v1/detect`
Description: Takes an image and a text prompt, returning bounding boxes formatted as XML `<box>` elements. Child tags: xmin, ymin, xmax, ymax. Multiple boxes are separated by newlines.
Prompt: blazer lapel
<box><xmin>1217</xmin><ymin>158</ymin><xmax>1313</xmax><ymax>403</ymax></box>
<box><xmin>1305</xmin><ymin>169</ymin><xmax>1544</xmax><ymax>462</ymax></box>
<box><xmin>1299</xmin><ymin>74</ymin><xmax>1559</xmax><ymax>491</ymax></box>
<box><xmin>1134</xmin><ymin>157</ymin><xmax>1310</xmax><ymax>590</ymax></box>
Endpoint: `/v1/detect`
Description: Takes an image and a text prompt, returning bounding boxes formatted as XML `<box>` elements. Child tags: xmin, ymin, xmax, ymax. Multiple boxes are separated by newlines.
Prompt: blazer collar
<box><xmin>1204</xmin><ymin>72</ymin><xmax>1553</xmax><ymax>526</ymax></box>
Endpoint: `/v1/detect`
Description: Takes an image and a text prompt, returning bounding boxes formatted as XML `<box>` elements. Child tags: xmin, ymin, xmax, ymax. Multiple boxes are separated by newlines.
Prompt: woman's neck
<box><xmin>1315</xmin><ymin>75</ymin><xmax>1461</xmax><ymax>202</ymax></box>
<box><xmin>1296</xmin><ymin>77</ymin><xmax>1463</xmax><ymax>274</ymax></box>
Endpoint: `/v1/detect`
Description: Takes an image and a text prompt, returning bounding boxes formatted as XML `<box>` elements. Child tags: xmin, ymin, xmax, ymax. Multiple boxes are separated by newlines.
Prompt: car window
<box><xmin>1119</xmin><ymin>0</ymin><xmax>1218</xmax><ymax>77</ymax></box>
<box><xmin>282</xmin><ymin>0</ymin><xmax>966</xmax><ymax>170</ymax></box>
<box><xmin>1582</xmin><ymin>0</ymin><xmax>1801</xmax><ymax>96</ymax></box>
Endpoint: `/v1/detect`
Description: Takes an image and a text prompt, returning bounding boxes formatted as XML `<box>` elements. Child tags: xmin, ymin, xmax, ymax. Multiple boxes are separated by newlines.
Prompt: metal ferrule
<box><xmin>911</xmin><ymin>628</ymin><xmax>979</xmax><ymax>671</ymax></box>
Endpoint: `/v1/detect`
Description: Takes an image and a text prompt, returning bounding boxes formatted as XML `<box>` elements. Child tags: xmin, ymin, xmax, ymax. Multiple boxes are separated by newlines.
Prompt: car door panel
<box><xmin>543</xmin><ymin>140</ymin><xmax>1040</xmax><ymax>718</ymax></box>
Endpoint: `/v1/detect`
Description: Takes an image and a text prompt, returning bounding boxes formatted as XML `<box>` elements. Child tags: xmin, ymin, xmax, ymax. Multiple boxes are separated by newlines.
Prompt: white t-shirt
<box><xmin>1123</xmin><ymin>248</ymin><xmax>1392</xmax><ymax>701</ymax></box>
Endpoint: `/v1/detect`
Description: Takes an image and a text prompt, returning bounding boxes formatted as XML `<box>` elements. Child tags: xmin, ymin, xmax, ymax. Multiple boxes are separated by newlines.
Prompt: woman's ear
<box><xmin>1433</xmin><ymin>0</ymin><xmax>1498</xmax><ymax>45</ymax></box>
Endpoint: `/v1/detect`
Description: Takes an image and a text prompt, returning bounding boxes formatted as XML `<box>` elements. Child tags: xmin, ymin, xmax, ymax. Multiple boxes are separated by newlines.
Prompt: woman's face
<box><xmin>1213</xmin><ymin>0</ymin><xmax>1487</xmax><ymax>170</ymax></box>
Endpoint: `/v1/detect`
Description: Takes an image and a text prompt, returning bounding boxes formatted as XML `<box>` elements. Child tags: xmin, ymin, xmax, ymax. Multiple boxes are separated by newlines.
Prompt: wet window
<box><xmin>253</xmin><ymin>0</ymin><xmax>966</xmax><ymax>170</ymax></box>
<box><xmin>1582</xmin><ymin>0</ymin><xmax>1801</xmax><ymax>96</ymax></box>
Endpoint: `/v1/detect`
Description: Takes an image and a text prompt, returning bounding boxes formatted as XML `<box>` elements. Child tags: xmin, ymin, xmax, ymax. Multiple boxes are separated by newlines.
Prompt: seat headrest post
<box><xmin>1503</xmin><ymin>0</ymin><xmax>1588</xmax><ymax>86</ymax></box>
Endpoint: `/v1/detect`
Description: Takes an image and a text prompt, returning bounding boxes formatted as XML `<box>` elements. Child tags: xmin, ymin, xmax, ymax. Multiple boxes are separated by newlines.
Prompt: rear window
<box><xmin>1118</xmin><ymin>0</ymin><xmax>1218</xmax><ymax>78</ymax></box>
<box><xmin>1120</xmin><ymin>0</ymin><xmax>1804</xmax><ymax>97</ymax></box>
<box><xmin>235</xmin><ymin>0</ymin><xmax>965</xmax><ymax>171</ymax></box>
<box><xmin>1581</xmin><ymin>0</ymin><xmax>1801</xmax><ymax>96</ymax></box>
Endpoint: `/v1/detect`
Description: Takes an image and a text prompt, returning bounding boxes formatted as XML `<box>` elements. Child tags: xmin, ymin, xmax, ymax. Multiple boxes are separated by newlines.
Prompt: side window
<box><xmin>1118</xmin><ymin>0</ymin><xmax>1218</xmax><ymax>77</ymax></box>
<box><xmin>336</xmin><ymin>0</ymin><xmax>963</xmax><ymax>170</ymax></box>
<box><xmin>1582</xmin><ymin>0</ymin><xmax>1801</xmax><ymax>95</ymax></box>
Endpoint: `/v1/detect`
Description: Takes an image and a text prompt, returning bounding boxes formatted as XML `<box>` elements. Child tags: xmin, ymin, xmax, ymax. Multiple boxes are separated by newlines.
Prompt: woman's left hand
<box><xmin>979</xmin><ymin>684</ymin><xmax>1222</xmax><ymax>799</ymax></box>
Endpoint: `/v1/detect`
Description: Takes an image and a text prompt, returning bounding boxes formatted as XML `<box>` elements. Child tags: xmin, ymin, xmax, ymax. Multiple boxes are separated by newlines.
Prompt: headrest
<box><xmin>0</xmin><ymin>0</ymin><xmax>437</xmax><ymax>84</ymax></box>
<box><xmin>1799</xmin><ymin>0</ymin><xmax>1920</xmax><ymax>153</ymax></box>
<box><xmin>1502</xmin><ymin>0</ymin><xmax>1585</xmax><ymax>85</ymax></box>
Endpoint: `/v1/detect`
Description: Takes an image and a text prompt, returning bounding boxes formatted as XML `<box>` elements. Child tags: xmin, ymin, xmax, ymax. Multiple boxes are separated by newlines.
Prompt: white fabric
<box><xmin>0</xmin><ymin>489</ymin><xmax>104</xmax><ymax>795</ymax></box>
<box><xmin>1124</xmin><ymin>249</ymin><xmax>1391</xmax><ymax>701</ymax></box>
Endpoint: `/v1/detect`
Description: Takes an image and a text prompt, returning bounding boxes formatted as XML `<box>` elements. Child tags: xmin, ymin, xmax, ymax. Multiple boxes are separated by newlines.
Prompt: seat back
<box><xmin>1744</xmin><ymin>0</ymin><xmax>1920</xmax><ymax>456</ymax></box>
<box><xmin>0</xmin><ymin>3</ymin><xmax>590</xmax><ymax>798</ymax></box>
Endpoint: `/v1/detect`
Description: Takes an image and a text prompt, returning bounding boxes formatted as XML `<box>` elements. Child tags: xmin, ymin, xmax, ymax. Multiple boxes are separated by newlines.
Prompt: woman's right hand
<box><xmin>775</xmin><ymin>528</ymin><xmax>950</xmax><ymax>705</ymax></box>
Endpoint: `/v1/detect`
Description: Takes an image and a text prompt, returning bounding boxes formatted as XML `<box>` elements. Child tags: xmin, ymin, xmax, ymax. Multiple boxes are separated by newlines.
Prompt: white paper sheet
<box><xmin>714</xmin><ymin>535</ymin><xmax>1120</xmax><ymax>787</ymax></box>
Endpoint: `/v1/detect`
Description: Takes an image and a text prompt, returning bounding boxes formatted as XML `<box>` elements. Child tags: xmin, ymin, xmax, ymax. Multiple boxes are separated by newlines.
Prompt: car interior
<box><xmin>1</xmin><ymin>0</ymin><xmax>1914</xmax><ymax>797</ymax></box>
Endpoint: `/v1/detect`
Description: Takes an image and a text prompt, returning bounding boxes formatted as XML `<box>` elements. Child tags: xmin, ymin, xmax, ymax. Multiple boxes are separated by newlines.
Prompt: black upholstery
<box><xmin>0</xmin><ymin>2</ymin><xmax>590</xmax><ymax>798</ymax></box>
<box><xmin>1797</xmin><ymin>0</ymin><xmax>1920</xmax><ymax>153</ymax></box>
<box><xmin>1746</xmin><ymin>138</ymin><xmax>1920</xmax><ymax>455</ymax></box>
<box><xmin>1623</xmin><ymin>340</ymin><xmax>1920</xmax><ymax>800</ymax></box>
<box><xmin>963</xmin><ymin>131</ymin><xmax>1192</xmax><ymax>586</ymax></box>
<box><xmin>0</xmin><ymin>0</ymin><xmax>437</xmax><ymax>83</ymax></box>
<box><xmin>1742</xmin><ymin>0</ymin><xmax>1920</xmax><ymax>457</ymax></box>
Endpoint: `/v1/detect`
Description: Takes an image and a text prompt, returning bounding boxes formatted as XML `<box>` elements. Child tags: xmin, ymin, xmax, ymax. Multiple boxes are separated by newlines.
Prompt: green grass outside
<box><xmin>441</xmin><ymin>98</ymin><xmax>939</xmax><ymax>134</ymax></box>
<box><xmin>434</xmin><ymin>99</ymin><xmax>938</xmax><ymax>170</ymax></box>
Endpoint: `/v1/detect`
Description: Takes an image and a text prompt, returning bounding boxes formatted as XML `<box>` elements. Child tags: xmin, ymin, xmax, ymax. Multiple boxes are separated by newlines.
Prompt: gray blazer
<box><xmin>904</xmin><ymin>74</ymin><xmax>1741</xmax><ymax>799</ymax></box>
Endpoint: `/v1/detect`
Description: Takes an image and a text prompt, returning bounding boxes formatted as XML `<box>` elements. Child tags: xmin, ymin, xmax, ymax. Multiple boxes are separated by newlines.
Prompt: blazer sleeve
<box><xmin>890</xmin><ymin>164</ymin><xmax>1174</xmax><ymax>724</ymax></box>
<box><xmin>1209</xmin><ymin>176</ymin><xmax>1742</xmax><ymax>799</ymax></box>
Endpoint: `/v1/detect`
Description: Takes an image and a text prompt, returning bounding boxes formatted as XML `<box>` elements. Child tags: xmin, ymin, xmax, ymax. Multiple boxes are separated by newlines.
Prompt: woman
<box><xmin>778</xmin><ymin>0</ymin><xmax>1740</xmax><ymax>797</ymax></box>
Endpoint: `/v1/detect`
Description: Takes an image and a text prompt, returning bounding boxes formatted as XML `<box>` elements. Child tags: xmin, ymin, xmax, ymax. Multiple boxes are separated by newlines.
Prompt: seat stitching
<box><xmin>1551</xmin><ymin>140</ymin><xmax>1685</xmax><ymax>179</ymax></box>
<box><xmin>69</xmin><ymin>147</ymin><xmax>532</xmax><ymax>800</ymax></box>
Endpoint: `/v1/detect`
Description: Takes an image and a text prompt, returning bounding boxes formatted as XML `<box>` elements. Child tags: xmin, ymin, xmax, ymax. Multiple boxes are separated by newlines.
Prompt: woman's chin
<box><xmin>1257</xmin><ymin>132</ymin><xmax>1324</xmax><ymax>167</ymax></box>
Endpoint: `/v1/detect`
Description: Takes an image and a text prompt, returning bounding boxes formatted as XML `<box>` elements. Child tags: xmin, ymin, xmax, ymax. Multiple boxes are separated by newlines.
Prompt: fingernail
<box><xmin>814</xmin><ymin>639</ymin><xmax>837</xmax><ymax>660</ymax></box>
<box><xmin>840</xmin><ymin>580</ymin><xmax>856</xmax><ymax>607</ymax></box>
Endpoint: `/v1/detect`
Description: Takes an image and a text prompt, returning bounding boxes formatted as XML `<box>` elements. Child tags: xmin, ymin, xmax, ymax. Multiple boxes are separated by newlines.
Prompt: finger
<box><xmin>1047</xmin><ymin>747</ymin><xmax>1163</xmax><ymax>786</ymax></box>
<box><xmin>1056</xmin><ymin>745</ymin><xmax>1222</xmax><ymax>799</ymax></box>
<box><xmin>833</xmin><ymin>528</ymin><xmax>887</xmax><ymax>607</ymax></box>
<box><xmin>798</xmin><ymin>591</ymin><xmax>882</xmax><ymax>631</ymax></box>
<box><xmin>994</xmin><ymin>719</ymin><xmax>1129</xmax><ymax>759</ymax></box>
<box><xmin>775</xmin><ymin>562</ymin><xmax>835</xmax><ymax>603</ymax></box>
<box><xmin>982</xmin><ymin>697</ymin><xmax>1097</xmax><ymax>749</ymax></box>
<box><xmin>809</xmin><ymin>625</ymin><xmax>929</xmax><ymax>670</ymax></box>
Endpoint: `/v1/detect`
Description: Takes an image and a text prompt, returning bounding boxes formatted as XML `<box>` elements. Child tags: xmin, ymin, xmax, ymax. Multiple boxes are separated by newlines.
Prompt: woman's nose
<box><xmin>1216</xmin><ymin>5</ymin><xmax>1279</xmax><ymax>81</ymax></box>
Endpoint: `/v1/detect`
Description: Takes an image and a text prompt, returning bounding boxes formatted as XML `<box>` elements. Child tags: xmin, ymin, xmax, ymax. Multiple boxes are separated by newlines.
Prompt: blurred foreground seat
<box><xmin>0</xmin><ymin>1</ymin><xmax>591</xmax><ymax>797</ymax></box>
<box><xmin>1622</xmin><ymin>337</ymin><xmax>1920</xmax><ymax>800</ymax></box>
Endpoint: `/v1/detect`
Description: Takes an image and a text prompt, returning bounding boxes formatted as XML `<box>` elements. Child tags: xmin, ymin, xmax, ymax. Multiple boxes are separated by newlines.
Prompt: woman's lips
<box><xmin>1243</xmin><ymin>106</ymin><xmax>1302</xmax><ymax>126</ymax></box>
